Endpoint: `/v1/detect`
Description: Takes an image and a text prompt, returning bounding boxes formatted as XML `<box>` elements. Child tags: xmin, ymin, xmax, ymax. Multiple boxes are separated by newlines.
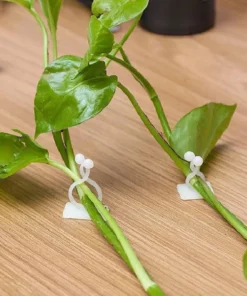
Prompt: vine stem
<box><xmin>105</xmin><ymin>14</ymin><xmax>142</xmax><ymax>67</ymax></box>
<box><xmin>193</xmin><ymin>178</ymin><xmax>247</xmax><ymax>240</ymax></box>
<box><xmin>30</xmin><ymin>8</ymin><xmax>49</xmax><ymax>68</ymax></box>
<box><xmin>46</xmin><ymin>8</ymin><xmax>58</xmax><ymax>60</ymax></box>
<box><xmin>63</xmin><ymin>130</ymin><xmax>79</xmax><ymax>177</ymax></box>
<box><xmin>64</xmin><ymin>129</ymin><xmax>132</xmax><ymax>267</ymax></box>
<box><xmin>113</xmin><ymin>49</ymin><xmax>247</xmax><ymax>240</ymax></box>
<box><xmin>118</xmin><ymin>82</ymin><xmax>189</xmax><ymax>175</ymax></box>
<box><xmin>118</xmin><ymin>81</ymin><xmax>247</xmax><ymax>241</ymax></box>
<box><xmin>63</xmin><ymin>124</ymin><xmax>167</xmax><ymax>294</ymax></box>
<box><xmin>53</xmin><ymin>131</ymin><xmax>69</xmax><ymax>167</ymax></box>
<box><xmin>47</xmin><ymin>159</ymin><xmax>165</xmax><ymax>295</ymax></box>
<box><xmin>106</xmin><ymin>54</ymin><xmax>172</xmax><ymax>141</ymax></box>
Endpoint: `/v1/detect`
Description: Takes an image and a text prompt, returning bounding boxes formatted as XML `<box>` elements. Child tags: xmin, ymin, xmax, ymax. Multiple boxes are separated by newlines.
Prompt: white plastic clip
<box><xmin>177</xmin><ymin>151</ymin><xmax>213</xmax><ymax>201</ymax></box>
<box><xmin>63</xmin><ymin>154</ymin><xmax>103</xmax><ymax>220</ymax></box>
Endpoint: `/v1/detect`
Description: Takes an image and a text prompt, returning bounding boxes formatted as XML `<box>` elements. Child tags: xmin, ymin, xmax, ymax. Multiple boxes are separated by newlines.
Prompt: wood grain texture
<box><xmin>0</xmin><ymin>0</ymin><xmax>247</xmax><ymax>295</ymax></box>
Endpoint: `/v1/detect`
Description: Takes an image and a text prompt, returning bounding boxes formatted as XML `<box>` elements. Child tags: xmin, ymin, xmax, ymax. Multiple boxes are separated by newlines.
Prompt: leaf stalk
<box><xmin>107</xmin><ymin>54</ymin><xmax>172</xmax><ymax>141</ymax></box>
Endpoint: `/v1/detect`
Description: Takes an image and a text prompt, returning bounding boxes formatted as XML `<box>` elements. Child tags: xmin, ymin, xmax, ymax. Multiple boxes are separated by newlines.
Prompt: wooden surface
<box><xmin>1</xmin><ymin>1</ymin><xmax>247</xmax><ymax>295</ymax></box>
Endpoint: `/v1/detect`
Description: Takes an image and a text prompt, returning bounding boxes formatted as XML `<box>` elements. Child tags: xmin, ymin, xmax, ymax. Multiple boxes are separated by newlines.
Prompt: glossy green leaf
<box><xmin>34</xmin><ymin>55</ymin><xmax>118</xmax><ymax>137</ymax></box>
<box><xmin>0</xmin><ymin>130</ymin><xmax>49</xmax><ymax>179</ymax></box>
<box><xmin>92</xmin><ymin>0</ymin><xmax>149</xmax><ymax>28</ymax></box>
<box><xmin>3</xmin><ymin>0</ymin><xmax>33</xmax><ymax>9</ymax></box>
<box><xmin>39</xmin><ymin>0</ymin><xmax>62</xmax><ymax>30</ymax></box>
<box><xmin>80</xmin><ymin>16</ymin><xmax>114</xmax><ymax>70</ymax></box>
<box><xmin>170</xmin><ymin>103</ymin><xmax>237</xmax><ymax>160</ymax></box>
<box><xmin>243</xmin><ymin>250</ymin><xmax>247</xmax><ymax>280</ymax></box>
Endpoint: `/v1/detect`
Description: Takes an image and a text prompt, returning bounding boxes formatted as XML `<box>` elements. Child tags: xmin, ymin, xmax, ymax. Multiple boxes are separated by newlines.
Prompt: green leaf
<box><xmin>39</xmin><ymin>0</ymin><xmax>62</xmax><ymax>31</ymax></box>
<box><xmin>34</xmin><ymin>56</ymin><xmax>118</xmax><ymax>137</ymax></box>
<box><xmin>170</xmin><ymin>103</ymin><xmax>237</xmax><ymax>160</ymax></box>
<box><xmin>243</xmin><ymin>250</ymin><xmax>247</xmax><ymax>280</ymax></box>
<box><xmin>80</xmin><ymin>16</ymin><xmax>114</xmax><ymax>70</ymax></box>
<box><xmin>0</xmin><ymin>130</ymin><xmax>49</xmax><ymax>179</ymax></box>
<box><xmin>92</xmin><ymin>0</ymin><xmax>149</xmax><ymax>28</ymax></box>
<box><xmin>2</xmin><ymin>0</ymin><xmax>33</xmax><ymax>9</ymax></box>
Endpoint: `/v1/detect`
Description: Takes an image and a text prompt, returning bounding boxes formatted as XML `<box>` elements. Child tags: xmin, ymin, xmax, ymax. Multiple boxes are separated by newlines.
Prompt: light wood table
<box><xmin>1</xmin><ymin>1</ymin><xmax>247</xmax><ymax>295</ymax></box>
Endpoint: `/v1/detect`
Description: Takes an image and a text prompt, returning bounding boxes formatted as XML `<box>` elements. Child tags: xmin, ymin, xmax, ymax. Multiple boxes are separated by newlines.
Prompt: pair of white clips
<box><xmin>63</xmin><ymin>150</ymin><xmax>213</xmax><ymax>219</ymax></box>
<box><xmin>177</xmin><ymin>151</ymin><xmax>213</xmax><ymax>201</ymax></box>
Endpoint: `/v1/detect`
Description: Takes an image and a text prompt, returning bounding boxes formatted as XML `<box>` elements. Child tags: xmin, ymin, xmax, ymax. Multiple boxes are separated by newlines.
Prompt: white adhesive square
<box><xmin>177</xmin><ymin>182</ymin><xmax>213</xmax><ymax>201</ymax></box>
<box><xmin>63</xmin><ymin>202</ymin><xmax>91</xmax><ymax>220</ymax></box>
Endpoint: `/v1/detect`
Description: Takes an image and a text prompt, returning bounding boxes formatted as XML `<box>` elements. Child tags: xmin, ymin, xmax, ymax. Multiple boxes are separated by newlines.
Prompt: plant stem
<box><xmin>243</xmin><ymin>250</ymin><xmax>247</xmax><ymax>279</ymax></box>
<box><xmin>105</xmin><ymin>14</ymin><xmax>142</xmax><ymax>67</ymax></box>
<box><xmin>53</xmin><ymin>131</ymin><xmax>69</xmax><ymax>167</ymax></box>
<box><xmin>48</xmin><ymin>159</ymin><xmax>165</xmax><ymax>295</ymax></box>
<box><xmin>63</xmin><ymin>130</ymin><xmax>79</xmax><ymax>177</ymax></box>
<box><xmin>50</xmin><ymin>22</ymin><xmax>58</xmax><ymax>60</ymax></box>
<box><xmin>119</xmin><ymin>47</ymin><xmax>131</xmax><ymax>64</ymax></box>
<box><xmin>116</xmin><ymin>50</ymin><xmax>247</xmax><ymax>242</ymax></box>
<box><xmin>81</xmin><ymin>184</ymin><xmax>159</xmax><ymax>292</ymax></box>
<box><xmin>119</xmin><ymin>47</ymin><xmax>141</xmax><ymax>85</ymax></box>
<box><xmin>30</xmin><ymin>8</ymin><xmax>49</xmax><ymax>67</ymax></box>
<box><xmin>62</xmin><ymin>129</ymin><xmax>85</xmax><ymax>199</ymax></box>
<box><xmin>83</xmin><ymin>196</ymin><xmax>132</xmax><ymax>268</ymax></box>
<box><xmin>193</xmin><ymin>178</ymin><xmax>247</xmax><ymax>240</ymax></box>
<box><xmin>118</xmin><ymin>82</ymin><xmax>189</xmax><ymax>175</ymax></box>
<box><xmin>62</xmin><ymin>129</ymin><xmax>133</xmax><ymax>267</ymax></box>
<box><xmin>147</xmin><ymin>285</ymin><xmax>167</xmax><ymax>296</ymax></box>
<box><xmin>47</xmin><ymin>156</ymin><xmax>130</xmax><ymax>266</ymax></box>
<box><xmin>106</xmin><ymin>54</ymin><xmax>172</xmax><ymax>141</ymax></box>
<box><xmin>118</xmin><ymin>82</ymin><xmax>247</xmax><ymax>240</ymax></box>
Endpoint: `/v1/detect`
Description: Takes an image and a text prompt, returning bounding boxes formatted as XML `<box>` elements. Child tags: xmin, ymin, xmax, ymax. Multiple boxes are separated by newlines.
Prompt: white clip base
<box><xmin>63</xmin><ymin>202</ymin><xmax>91</xmax><ymax>220</ymax></box>
<box><xmin>177</xmin><ymin>182</ymin><xmax>214</xmax><ymax>201</ymax></box>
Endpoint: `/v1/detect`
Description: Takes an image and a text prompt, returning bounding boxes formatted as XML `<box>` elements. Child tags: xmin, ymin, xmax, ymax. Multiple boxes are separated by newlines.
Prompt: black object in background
<box><xmin>141</xmin><ymin>0</ymin><xmax>215</xmax><ymax>35</ymax></box>
<box><xmin>79</xmin><ymin>0</ymin><xmax>92</xmax><ymax>8</ymax></box>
